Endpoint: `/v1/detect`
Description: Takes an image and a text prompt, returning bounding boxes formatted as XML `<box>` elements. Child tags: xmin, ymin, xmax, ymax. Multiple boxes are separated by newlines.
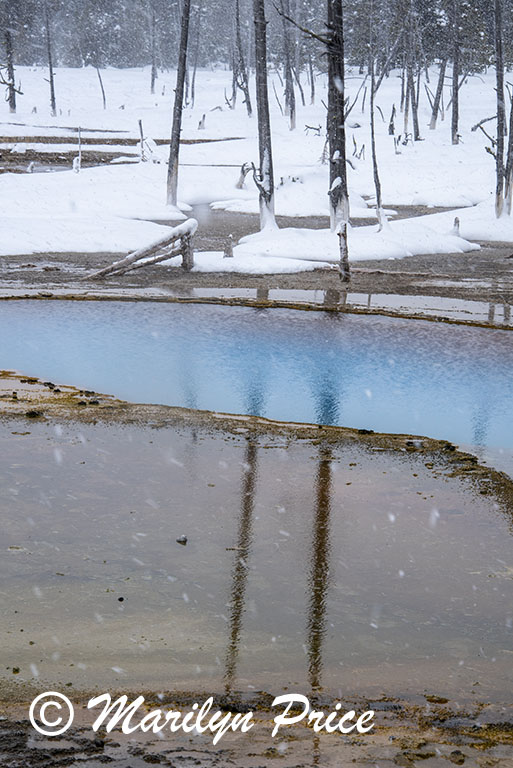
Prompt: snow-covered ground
<box><xmin>0</xmin><ymin>65</ymin><xmax>511</xmax><ymax>268</ymax></box>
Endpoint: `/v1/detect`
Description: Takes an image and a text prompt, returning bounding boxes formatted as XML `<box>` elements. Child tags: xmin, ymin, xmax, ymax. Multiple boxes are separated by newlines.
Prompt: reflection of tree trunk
<box><xmin>315</xmin><ymin>375</ymin><xmax>340</xmax><ymax>426</ymax></box>
<box><xmin>323</xmin><ymin>288</ymin><xmax>340</xmax><ymax>307</ymax></box>
<box><xmin>256</xmin><ymin>286</ymin><xmax>269</xmax><ymax>301</ymax></box>
<box><xmin>306</xmin><ymin>449</ymin><xmax>332</xmax><ymax>692</ymax></box>
<box><xmin>245</xmin><ymin>369</ymin><xmax>265</xmax><ymax>417</ymax></box>
<box><xmin>471</xmin><ymin>399</ymin><xmax>491</xmax><ymax>449</ymax></box>
<box><xmin>224</xmin><ymin>441</ymin><xmax>258</xmax><ymax>695</ymax></box>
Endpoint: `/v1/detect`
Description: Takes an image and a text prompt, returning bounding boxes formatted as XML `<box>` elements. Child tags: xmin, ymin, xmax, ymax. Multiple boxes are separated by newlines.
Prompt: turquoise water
<box><xmin>1</xmin><ymin>299</ymin><xmax>512</xmax><ymax>455</ymax></box>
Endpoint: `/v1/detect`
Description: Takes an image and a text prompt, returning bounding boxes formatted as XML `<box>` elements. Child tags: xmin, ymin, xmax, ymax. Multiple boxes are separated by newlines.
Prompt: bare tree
<box><xmin>167</xmin><ymin>0</ymin><xmax>191</xmax><ymax>206</ymax></box>
<box><xmin>451</xmin><ymin>0</ymin><xmax>460</xmax><ymax>145</ymax></box>
<box><xmin>277</xmin><ymin>0</ymin><xmax>350</xmax><ymax>276</ymax></box>
<box><xmin>280</xmin><ymin>0</ymin><xmax>296</xmax><ymax>130</ymax></box>
<box><xmin>191</xmin><ymin>3</ymin><xmax>203</xmax><ymax>108</ymax></box>
<box><xmin>369</xmin><ymin>0</ymin><xmax>384</xmax><ymax>230</ymax></box>
<box><xmin>504</xmin><ymin>98</ymin><xmax>513</xmax><ymax>214</ymax></box>
<box><xmin>429</xmin><ymin>58</ymin><xmax>447</xmax><ymax>130</ymax></box>
<box><xmin>233</xmin><ymin>0</ymin><xmax>252</xmax><ymax>116</ymax></box>
<box><xmin>327</xmin><ymin>0</ymin><xmax>350</xmax><ymax>281</ymax></box>
<box><xmin>404</xmin><ymin>2</ymin><xmax>420</xmax><ymax>141</ymax></box>
<box><xmin>3</xmin><ymin>1</ymin><xmax>16</xmax><ymax>114</ymax></box>
<box><xmin>43</xmin><ymin>0</ymin><xmax>57</xmax><ymax>116</ymax></box>
<box><xmin>494</xmin><ymin>0</ymin><xmax>505</xmax><ymax>216</ymax></box>
<box><xmin>308</xmin><ymin>52</ymin><xmax>315</xmax><ymax>104</ymax></box>
<box><xmin>96</xmin><ymin>67</ymin><xmax>106</xmax><ymax>109</ymax></box>
<box><xmin>149</xmin><ymin>0</ymin><xmax>158</xmax><ymax>95</ymax></box>
<box><xmin>252</xmin><ymin>0</ymin><xmax>276</xmax><ymax>229</ymax></box>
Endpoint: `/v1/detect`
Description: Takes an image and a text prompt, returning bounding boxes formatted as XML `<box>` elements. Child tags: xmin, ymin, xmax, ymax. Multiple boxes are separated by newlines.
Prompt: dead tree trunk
<box><xmin>230</xmin><ymin>48</ymin><xmax>238</xmax><ymax>109</ymax></box>
<box><xmin>373</xmin><ymin>29</ymin><xmax>403</xmax><ymax>96</ymax></box>
<box><xmin>451</xmin><ymin>0</ymin><xmax>460</xmax><ymax>145</ymax></box>
<box><xmin>190</xmin><ymin>2</ymin><xmax>202</xmax><ymax>108</ymax></box>
<box><xmin>43</xmin><ymin>0</ymin><xmax>56</xmax><ymax>116</ymax></box>
<box><xmin>166</xmin><ymin>0</ymin><xmax>191</xmax><ymax>206</ymax></box>
<box><xmin>495</xmin><ymin>0</ymin><xmax>505</xmax><ymax>216</ymax></box>
<box><xmin>429</xmin><ymin>58</ymin><xmax>447</xmax><ymax>129</ymax></box>
<box><xmin>327</xmin><ymin>0</ymin><xmax>350</xmax><ymax>281</ymax></box>
<box><xmin>96</xmin><ymin>67</ymin><xmax>106</xmax><ymax>109</ymax></box>
<box><xmin>369</xmin><ymin>4</ymin><xmax>384</xmax><ymax>230</ymax></box>
<box><xmin>405</xmin><ymin>4</ymin><xmax>420</xmax><ymax>140</ymax></box>
<box><xmin>504</xmin><ymin>97</ymin><xmax>513</xmax><ymax>213</ymax></box>
<box><xmin>409</xmin><ymin>69</ymin><xmax>420</xmax><ymax>140</ymax></box>
<box><xmin>308</xmin><ymin>52</ymin><xmax>315</xmax><ymax>104</ymax></box>
<box><xmin>4</xmin><ymin>25</ymin><xmax>16</xmax><ymax>113</ymax></box>
<box><xmin>150</xmin><ymin>1</ymin><xmax>158</xmax><ymax>94</ymax></box>
<box><xmin>280</xmin><ymin>0</ymin><xmax>296</xmax><ymax>130</ymax></box>
<box><xmin>234</xmin><ymin>0</ymin><xmax>253</xmax><ymax>116</ymax></box>
<box><xmin>253</xmin><ymin>0</ymin><xmax>276</xmax><ymax>229</ymax></box>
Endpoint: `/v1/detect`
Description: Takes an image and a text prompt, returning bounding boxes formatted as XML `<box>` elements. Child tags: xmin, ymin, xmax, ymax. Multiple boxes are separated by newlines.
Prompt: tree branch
<box><xmin>273</xmin><ymin>3</ymin><xmax>329</xmax><ymax>46</ymax></box>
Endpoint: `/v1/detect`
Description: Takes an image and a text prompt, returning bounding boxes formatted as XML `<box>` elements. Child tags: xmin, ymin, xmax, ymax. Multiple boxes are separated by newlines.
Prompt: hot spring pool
<box><xmin>1</xmin><ymin>299</ymin><xmax>512</xmax><ymax>462</ymax></box>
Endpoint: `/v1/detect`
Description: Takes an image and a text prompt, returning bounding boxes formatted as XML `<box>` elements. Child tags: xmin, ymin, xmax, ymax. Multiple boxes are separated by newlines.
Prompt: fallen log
<box><xmin>83</xmin><ymin>218</ymin><xmax>198</xmax><ymax>280</ymax></box>
<box><xmin>120</xmin><ymin>240</ymin><xmax>185</xmax><ymax>274</ymax></box>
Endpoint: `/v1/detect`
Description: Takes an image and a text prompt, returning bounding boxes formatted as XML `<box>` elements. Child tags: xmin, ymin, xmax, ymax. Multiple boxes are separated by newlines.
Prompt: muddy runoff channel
<box><xmin>1</xmin><ymin>299</ymin><xmax>513</xmax><ymax>766</ymax></box>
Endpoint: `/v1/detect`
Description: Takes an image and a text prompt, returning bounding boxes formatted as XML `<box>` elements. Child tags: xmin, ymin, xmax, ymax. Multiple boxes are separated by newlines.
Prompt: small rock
<box><xmin>176</xmin><ymin>535</ymin><xmax>188</xmax><ymax>546</ymax></box>
<box><xmin>448</xmin><ymin>750</ymin><xmax>465</xmax><ymax>765</ymax></box>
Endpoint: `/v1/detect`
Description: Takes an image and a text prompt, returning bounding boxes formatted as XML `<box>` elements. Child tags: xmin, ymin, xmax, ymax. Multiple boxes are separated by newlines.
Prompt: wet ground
<box><xmin>2</xmin><ymin>414</ymin><xmax>513</xmax><ymax>698</ymax></box>
<box><xmin>1</xmin><ymin>375</ymin><xmax>513</xmax><ymax>765</ymax></box>
<box><xmin>1</xmin><ymin>697</ymin><xmax>513</xmax><ymax>768</ymax></box>
<box><xmin>2</xmin><ymin>206</ymin><xmax>513</xmax><ymax>318</ymax></box>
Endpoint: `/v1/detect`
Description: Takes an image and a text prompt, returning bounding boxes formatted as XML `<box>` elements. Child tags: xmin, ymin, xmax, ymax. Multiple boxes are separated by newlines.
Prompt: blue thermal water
<box><xmin>1</xmin><ymin>300</ymin><xmax>512</xmax><ymax>455</ymax></box>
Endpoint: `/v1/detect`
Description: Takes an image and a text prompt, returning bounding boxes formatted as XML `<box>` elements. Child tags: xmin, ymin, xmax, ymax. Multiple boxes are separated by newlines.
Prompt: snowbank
<box><xmin>234</xmin><ymin>219</ymin><xmax>479</xmax><ymax>264</ymax></box>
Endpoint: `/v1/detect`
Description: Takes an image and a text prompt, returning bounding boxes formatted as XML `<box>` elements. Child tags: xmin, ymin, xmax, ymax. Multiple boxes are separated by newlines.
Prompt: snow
<box><xmin>394</xmin><ymin>198</ymin><xmax>513</xmax><ymax>243</ymax></box>
<box><xmin>163</xmin><ymin>250</ymin><xmax>334</xmax><ymax>273</ymax></box>
<box><xmin>0</xmin><ymin>64</ymin><xmax>510</xmax><ymax>266</ymax></box>
<box><xmin>0</xmin><ymin>213</ymin><xmax>169</xmax><ymax>256</ymax></box>
<box><xmin>233</xmin><ymin>219</ymin><xmax>479</xmax><ymax>264</ymax></box>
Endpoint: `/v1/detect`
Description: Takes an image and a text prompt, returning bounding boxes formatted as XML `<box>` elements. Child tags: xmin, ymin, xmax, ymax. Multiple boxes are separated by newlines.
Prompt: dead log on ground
<box><xmin>82</xmin><ymin>218</ymin><xmax>198</xmax><ymax>280</ymax></box>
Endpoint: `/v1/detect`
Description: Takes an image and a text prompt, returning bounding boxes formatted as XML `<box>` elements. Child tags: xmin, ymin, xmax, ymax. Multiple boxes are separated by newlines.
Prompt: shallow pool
<box><xmin>1</xmin><ymin>300</ymin><xmax>512</xmax><ymax>458</ymax></box>
<box><xmin>1</xmin><ymin>420</ymin><xmax>512</xmax><ymax>702</ymax></box>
